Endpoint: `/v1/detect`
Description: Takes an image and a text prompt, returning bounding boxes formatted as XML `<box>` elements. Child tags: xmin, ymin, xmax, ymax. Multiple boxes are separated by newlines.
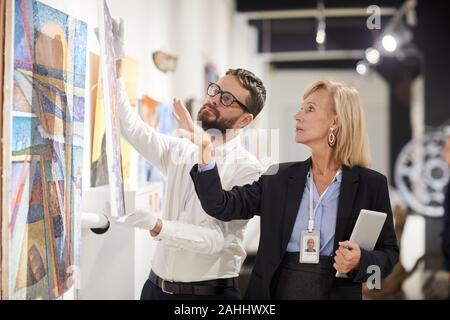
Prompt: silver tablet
<box><xmin>349</xmin><ymin>209</ymin><xmax>387</xmax><ymax>251</ymax></box>
<box><xmin>335</xmin><ymin>209</ymin><xmax>387</xmax><ymax>278</ymax></box>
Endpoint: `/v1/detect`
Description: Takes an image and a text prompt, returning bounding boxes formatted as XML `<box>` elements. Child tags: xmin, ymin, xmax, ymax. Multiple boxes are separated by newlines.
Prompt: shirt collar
<box><xmin>215</xmin><ymin>133</ymin><xmax>241</xmax><ymax>155</ymax></box>
<box><xmin>335</xmin><ymin>169</ymin><xmax>343</xmax><ymax>183</ymax></box>
<box><xmin>307</xmin><ymin>168</ymin><xmax>342</xmax><ymax>202</ymax></box>
<box><xmin>307</xmin><ymin>167</ymin><xmax>343</xmax><ymax>183</ymax></box>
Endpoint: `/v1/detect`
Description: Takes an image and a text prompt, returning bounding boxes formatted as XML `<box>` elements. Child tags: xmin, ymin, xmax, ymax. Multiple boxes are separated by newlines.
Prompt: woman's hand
<box><xmin>334</xmin><ymin>240</ymin><xmax>361</xmax><ymax>274</ymax></box>
<box><xmin>172</xmin><ymin>98</ymin><xmax>214</xmax><ymax>166</ymax></box>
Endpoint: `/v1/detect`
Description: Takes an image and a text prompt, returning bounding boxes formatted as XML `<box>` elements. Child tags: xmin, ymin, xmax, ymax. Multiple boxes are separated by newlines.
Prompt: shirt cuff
<box><xmin>197</xmin><ymin>162</ymin><xmax>216</xmax><ymax>172</ymax></box>
<box><xmin>153</xmin><ymin>219</ymin><xmax>174</xmax><ymax>241</ymax></box>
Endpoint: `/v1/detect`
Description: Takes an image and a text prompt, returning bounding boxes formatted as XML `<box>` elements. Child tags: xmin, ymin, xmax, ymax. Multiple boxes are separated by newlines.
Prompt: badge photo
<box><xmin>299</xmin><ymin>230</ymin><xmax>320</xmax><ymax>264</ymax></box>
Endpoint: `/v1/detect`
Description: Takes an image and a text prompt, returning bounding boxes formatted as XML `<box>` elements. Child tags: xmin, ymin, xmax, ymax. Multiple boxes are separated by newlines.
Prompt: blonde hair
<box><xmin>303</xmin><ymin>80</ymin><xmax>371</xmax><ymax>168</ymax></box>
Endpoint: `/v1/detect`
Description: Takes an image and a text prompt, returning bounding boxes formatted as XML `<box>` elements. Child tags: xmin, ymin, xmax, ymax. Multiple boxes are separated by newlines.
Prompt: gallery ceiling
<box><xmin>236</xmin><ymin>0</ymin><xmax>410</xmax><ymax>69</ymax></box>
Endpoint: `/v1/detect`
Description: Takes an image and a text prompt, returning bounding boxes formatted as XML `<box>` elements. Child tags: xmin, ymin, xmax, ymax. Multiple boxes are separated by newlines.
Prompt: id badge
<box><xmin>299</xmin><ymin>230</ymin><xmax>320</xmax><ymax>264</ymax></box>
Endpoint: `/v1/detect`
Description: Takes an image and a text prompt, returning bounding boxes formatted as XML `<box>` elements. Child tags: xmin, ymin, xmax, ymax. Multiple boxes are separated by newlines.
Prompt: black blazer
<box><xmin>190</xmin><ymin>158</ymin><xmax>399</xmax><ymax>300</ymax></box>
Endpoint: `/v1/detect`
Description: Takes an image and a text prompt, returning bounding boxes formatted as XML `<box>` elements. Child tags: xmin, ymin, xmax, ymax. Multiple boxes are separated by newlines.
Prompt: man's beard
<box><xmin>197</xmin><ymin>103</ymin><xmax>240</xmax><ymax>134</ymax></box>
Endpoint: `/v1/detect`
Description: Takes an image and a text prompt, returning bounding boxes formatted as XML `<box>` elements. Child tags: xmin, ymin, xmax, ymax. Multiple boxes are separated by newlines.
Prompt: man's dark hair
<box><xmin>226</xmin><ymin>68</ymin><xmax>266</xmax><ymax>118</ymax></box>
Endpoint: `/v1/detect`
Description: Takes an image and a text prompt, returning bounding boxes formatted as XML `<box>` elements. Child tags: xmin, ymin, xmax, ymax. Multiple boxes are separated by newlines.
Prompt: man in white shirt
<box><xmin>109</xmin><ymin>19</ymin><xmax>267</xmax><ymax>300</ymax></box>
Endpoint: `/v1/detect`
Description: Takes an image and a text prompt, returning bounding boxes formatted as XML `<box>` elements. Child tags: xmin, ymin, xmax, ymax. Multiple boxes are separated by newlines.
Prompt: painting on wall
<box><xmin>1</xmin><ymin>0</ymin><xmax>86</xmax><ymax>299</ymax></box>
<box><xmin>97</xmin><ymin>0</ymin><xmax>125</xmax><ymax>217</ymax></box>
<box><xmin>152</xmin><ymin>50</ymin><xmax>177</xmax><ymax>74</ymax></box>
<box><xmin>90</xmin><ymin>53</ymin><xmax>138</xmax><ymax>188</ymax></box>
<box><xmin>138</xmin><ymin>95</ymin><xmax>176</xmax><ymax>186</ymax></box>
<box><xmin>204</xmin><ymin>61</ymin><xmax>219</xmax><ymax>90</ymax></box>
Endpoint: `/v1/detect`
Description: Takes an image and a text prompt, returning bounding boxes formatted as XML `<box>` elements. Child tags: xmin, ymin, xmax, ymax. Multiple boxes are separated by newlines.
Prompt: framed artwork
<box><xmin>2</xmin><ymin>0</ymin><xmax>86</xmax><ymax>299</ymax></box>
<box><xmin>204</xmin><ymin>61</ymin><xmax>219</xmax><ymax>90</ymax></box>
<box><xmin>152</xmin><ymin>50</ymin><xmax>177</xmax><ymax>73</ymax></box>
<box><xmin>138</xmin><ymin>96</ymin><xmax>175</xmax><ymax>186</ymax></box>
<box><xmin>90</xmin><ymin>53</ymin><xmax>138</xmax><ymax>188</ymax></box>
<box><xmin>97</xmin><ymin>0</ymin><xmax>125</xmax><ymax>217</ymax></box>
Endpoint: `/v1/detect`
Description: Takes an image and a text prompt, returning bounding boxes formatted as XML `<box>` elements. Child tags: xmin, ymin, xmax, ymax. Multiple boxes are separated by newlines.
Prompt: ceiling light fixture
<box><xmin>365</xmin><ymin>47</ymin><xmax>380</xmax><ymax>64</ymax></box>
<box><xmin>356</xmin><ymin>60</ymin><xmax>368</xmax><ymax>75</ymax></box>
<box><xmin>315</xmin><ymin>0</ymin><xmax>326</xmax><ymax>46</ymax></box>
<box><xmin>382</xmin><ymin>34</ymin><xmax>398</xmax><ymax>52</ymax></box>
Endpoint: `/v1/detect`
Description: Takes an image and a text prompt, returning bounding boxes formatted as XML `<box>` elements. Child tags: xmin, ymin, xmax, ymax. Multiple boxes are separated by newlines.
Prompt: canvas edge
<box><xmin>2</xmin><ymin>0</ymin><xmax>15</xmax><ymax>300</ymax></box>
<box><xmin>0</xmin><ymin>0</ymin><xmax>5</xmax><ymax>302</ymax></box>
<box><xmin>97</xmin><ymin>0</ymin><xmax>126</xmax><ymax>218</ymax></box>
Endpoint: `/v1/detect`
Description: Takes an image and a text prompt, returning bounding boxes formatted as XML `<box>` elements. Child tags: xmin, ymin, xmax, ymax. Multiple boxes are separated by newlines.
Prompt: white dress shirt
<box><xmin>117</xmin><ymin>78</ymin><xmax>265</xmax><ymax>282</ymax></box>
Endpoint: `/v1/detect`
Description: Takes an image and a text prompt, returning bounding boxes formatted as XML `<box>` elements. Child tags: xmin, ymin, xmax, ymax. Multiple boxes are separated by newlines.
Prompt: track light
<box><xmin>356</xmin><ymin>61</ymin><xmax>368</xmax><ymax>75</ymax></box>
<box><xmin>315</xmin><ymin>0</ymin><xmax>326</xmax><ymax>45</ymax></box>
<box><xmin>365</xmin><ymin>47</ymin><xmax>380</xmax><ymax>65</ymax></box>
<box><xmin>382</xmin><ymin>35</ymin><xmax>398</xmax><ymax>52</ymax></box>
<box><xmin>316</xmin><ymin>21</ymin><xmax>326</xmax><ymax>44</ymax></box>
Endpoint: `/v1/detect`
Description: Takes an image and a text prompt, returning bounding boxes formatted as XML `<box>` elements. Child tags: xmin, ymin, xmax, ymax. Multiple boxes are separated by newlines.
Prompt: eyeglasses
<box><xmin>207</xmin><ymin>82</ymin><xmax>251</xmax><ymax>114</ymax></box>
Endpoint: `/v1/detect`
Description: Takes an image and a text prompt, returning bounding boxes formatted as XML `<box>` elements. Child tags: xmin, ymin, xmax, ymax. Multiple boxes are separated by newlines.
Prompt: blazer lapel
<box><xmin>280</xmin><ymin>158</ymin><xmax>311</xmax><ymax>254</ymax></box>
<box><xmin>333</xmin><ymin>165</ymin><xmax>359</xmax><ymax>251</ymax></box>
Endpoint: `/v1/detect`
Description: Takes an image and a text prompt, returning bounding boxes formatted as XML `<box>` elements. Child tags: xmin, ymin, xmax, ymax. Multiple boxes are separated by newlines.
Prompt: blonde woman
<box><xmin>174</xmin><ymin>79</ymin><xmax>399</xmax><ymax>300</ymax></box>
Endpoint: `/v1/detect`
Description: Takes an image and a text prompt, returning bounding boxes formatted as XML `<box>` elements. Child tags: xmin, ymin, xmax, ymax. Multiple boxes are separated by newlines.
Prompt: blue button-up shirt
<box><xmin>286</xmin><ymin>171</ymin><xmax>342</xmax><ymax>256</ymax></box>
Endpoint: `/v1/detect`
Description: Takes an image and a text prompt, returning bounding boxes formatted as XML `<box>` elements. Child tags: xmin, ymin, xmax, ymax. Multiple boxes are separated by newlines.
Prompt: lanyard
<box><xmin>308</xmin><ymin>168</ymin><xmax>341</xmax><ymax>232</ymax></box>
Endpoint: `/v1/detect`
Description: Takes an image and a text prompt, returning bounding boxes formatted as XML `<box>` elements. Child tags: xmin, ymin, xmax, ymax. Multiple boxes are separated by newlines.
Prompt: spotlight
<box><xmin>316</xmin><ymin>27</ymin><xmax>326</xmax><ymax>44</ymax></box>
<box><xmin>315</xmin><ymin>0</ymin><xmax>326</xmax><ymax>45</ymax></box>
<box><xmin>356</xmin><ymin>61</ymin><xmax>368</xmax><ymax>75</ymax></box>
<box><xmin>382</xmin><ymin>35</ymin><xmax>398</xmax><ymax>52</ymax></box>
<box><xmin>365</xmin><ymin>47</ymin><xmax>380</xmax><ymax>64</ymax></box>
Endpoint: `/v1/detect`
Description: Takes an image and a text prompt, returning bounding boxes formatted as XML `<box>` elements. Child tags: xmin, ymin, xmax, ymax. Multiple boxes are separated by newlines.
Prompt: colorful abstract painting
<box><xmin>97</xmin><ymin>0</ymin><xmax>125</xmax><ymax>217</ymax></box>
<box><xmin>138</xmin><ymin>96</ymin><xmax>176</xmax><ymax>186</ymax></box>
<box><xmin>2</xmin><ymin>0</ymin><xmax>86</xmax><ymax>299</ymax></box>
<box><xmin>90</xmin><ymin>53</ymin><xmax>138</xmax><ymax>187</ymax></box>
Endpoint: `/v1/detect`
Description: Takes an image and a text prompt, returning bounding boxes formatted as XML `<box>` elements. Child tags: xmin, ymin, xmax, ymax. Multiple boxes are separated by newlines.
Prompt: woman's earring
<box><xmin>328</xmin><ymin>128</ymin><xmax>337</xmax><ymax>148</ymax></box>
